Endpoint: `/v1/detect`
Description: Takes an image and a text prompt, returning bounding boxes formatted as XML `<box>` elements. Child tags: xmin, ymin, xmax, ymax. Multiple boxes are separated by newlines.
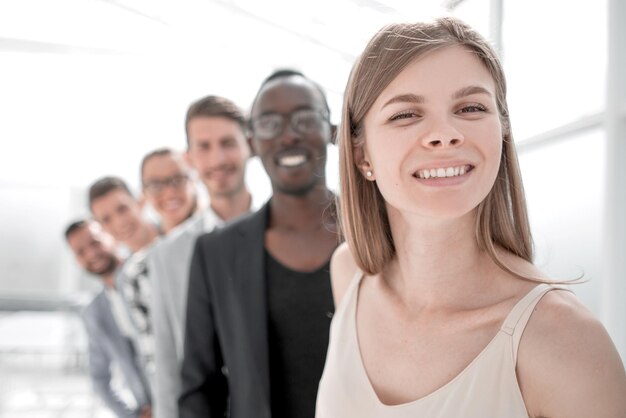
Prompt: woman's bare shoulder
<box><xmin>517</xmin><ymin>288</ymin><xmax>626</xmax><ymax>417</ymax></box>
<box><xmin>330</xmin><ymin>242</ymin><xmax>360</xmax><ymax>308</ymax></box>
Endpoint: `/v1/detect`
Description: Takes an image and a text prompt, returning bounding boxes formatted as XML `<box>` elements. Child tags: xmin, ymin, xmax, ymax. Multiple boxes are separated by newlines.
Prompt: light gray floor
<box><xmin>0</xmin><ymin>311</ymin><xmax>114</xmax><ymax>417</ymax></box>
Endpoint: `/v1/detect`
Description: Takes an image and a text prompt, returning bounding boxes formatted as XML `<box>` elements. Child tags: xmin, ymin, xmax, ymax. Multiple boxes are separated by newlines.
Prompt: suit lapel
<box><xmin>233</xmin><ymin>202</ymin><xmax>271</xmax><ymax>399</ymax></box>
<box><xmin>169</xmin><ymin>215</ymin><xmax>206</xmax><ymax>356</ymax></box>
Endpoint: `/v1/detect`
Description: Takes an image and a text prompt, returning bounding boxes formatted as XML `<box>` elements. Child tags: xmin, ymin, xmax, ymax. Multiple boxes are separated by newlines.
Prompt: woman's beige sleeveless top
<box><xmin>316</xmin><ymin>271</ymin><xmax>556</xmax><ymax>418</ymax></box>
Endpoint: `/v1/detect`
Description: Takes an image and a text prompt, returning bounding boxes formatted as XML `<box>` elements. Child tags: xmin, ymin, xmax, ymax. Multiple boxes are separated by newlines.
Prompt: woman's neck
<box><xmin>382</xmin><ymin>207</ymin><xmax>497</xmax><ymax>311</ymax></box>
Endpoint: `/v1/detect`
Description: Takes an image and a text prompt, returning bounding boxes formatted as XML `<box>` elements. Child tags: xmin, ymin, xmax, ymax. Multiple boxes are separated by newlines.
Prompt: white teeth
<box><xmin>279</xmin><ymin>154</ymin><xmax>306</xmax><ymax>167</ymax></box>
<box><xmin>417</xmin><ymin>165</ymin><xmax>470</xmax><ymax>179</ymax></box>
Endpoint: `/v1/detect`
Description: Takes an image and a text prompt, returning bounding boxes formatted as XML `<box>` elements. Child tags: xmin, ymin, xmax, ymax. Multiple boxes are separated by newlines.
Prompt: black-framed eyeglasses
<box><xmin>143</xmin><ymin>174</ymin><xmax>189</xmax><ymax>195</ymax></box>
<box><xmin>250</xmin><ymin>108</ymin><xmax>329</xmax><ymax>141</ymax></box>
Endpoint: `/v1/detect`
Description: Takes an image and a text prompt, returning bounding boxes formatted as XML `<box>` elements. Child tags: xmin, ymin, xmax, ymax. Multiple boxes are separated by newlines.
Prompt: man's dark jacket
<box><xmin>179</xmin><ymin>203</ymin><xmax>272</xmax><ymax>418</ymax></box>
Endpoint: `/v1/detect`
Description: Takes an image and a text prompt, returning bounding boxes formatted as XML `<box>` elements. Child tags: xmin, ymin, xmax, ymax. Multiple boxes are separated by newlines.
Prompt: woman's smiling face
<box><xmin>360</xmin><ymin>45</ymin><xmax>503</xmax><ymax>221</ymax></box>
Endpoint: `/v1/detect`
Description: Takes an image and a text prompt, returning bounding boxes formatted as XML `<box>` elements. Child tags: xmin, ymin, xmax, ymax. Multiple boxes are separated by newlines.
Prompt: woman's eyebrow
<box><xmin>381</xmin><ymin>93</ymin><xmax>424</xmax><ymax>109</ymax></box>
<box><xmin>381</xmin><ymin>86</ymin><xmax>492</xmax><ymax>110</ymax></box>
<box><xmin>452</xmin><ymin>85</ymin><xmax>492</xmax><ymax>99</ymax></box>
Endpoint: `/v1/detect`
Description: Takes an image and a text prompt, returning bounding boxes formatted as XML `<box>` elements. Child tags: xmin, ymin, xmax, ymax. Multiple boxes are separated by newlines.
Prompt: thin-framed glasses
<box><xmin>251</xmin><ymin>108</ymin><xmax>329</xmax><ymax>141</ymax></box>
<box><xmin>143</xmin><ymin>174</ymin><xmax>189</xmax><ymax>195</ymax></box>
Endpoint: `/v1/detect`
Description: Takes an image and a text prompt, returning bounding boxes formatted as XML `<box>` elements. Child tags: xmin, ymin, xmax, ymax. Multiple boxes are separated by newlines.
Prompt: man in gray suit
<box><xmin>148</xmin><ymin>95</ymin><xmax>256</xmax><ymax>418</ymax></box>
<box><xmin>65</xmin><ymin>219</ymin><xmax>152</xmax><ymax>418</ymax></box>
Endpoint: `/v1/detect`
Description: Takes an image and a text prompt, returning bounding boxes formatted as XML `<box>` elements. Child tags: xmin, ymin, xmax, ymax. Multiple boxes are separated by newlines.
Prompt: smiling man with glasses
<box><xmin>251</xmin><ymin>108</ymin><xmax>330</xmax><ymax>141</ymax></box>
<box><xmin>180</xmin><ymin>70</ymin><xmax>340</xmax><ymax>418</ymax></box>
<box><xmin>141</xmin><ymin>148</ymin><xmax>198</xmax><ymax>235</ymax></box>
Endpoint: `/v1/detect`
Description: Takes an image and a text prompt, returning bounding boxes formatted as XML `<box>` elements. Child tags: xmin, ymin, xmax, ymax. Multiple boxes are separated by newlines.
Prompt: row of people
<box><xmin>65</xmin><ymin>68</ymin><xmax>338</xmax><ymax>418</ymax></box>
<box><xmin>65</xmin><ymin>16</ymin><xmax>626</xmax><ymax>418</ymax></box>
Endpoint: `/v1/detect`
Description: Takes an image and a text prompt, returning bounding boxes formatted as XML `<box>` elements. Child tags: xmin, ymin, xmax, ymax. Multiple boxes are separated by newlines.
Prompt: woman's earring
<box><xmin>366</xmin><ymin>170</ymin><xmax>373</xmax><ymax>178</ymax></box>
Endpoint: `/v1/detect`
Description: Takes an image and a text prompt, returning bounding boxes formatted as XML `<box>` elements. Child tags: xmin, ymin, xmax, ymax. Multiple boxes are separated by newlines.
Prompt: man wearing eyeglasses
<box><xmin>147</xmin><ymin>96</ymin><xmax>259</xmax><ymax>418</ymax></box>
<box><xmin>141</xmin><ymin>148</ymin><xmax>198</xmax><ymax>235</ymax></box>
<box><xmin>180</xmin><ymin>70</ymin><xmax>339</xmax><ymax>418</ymax></box>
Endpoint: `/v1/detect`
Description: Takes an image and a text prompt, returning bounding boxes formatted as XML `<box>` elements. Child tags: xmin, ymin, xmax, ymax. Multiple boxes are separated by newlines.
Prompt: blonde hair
<box><xmin>339</xmin><ymin>17</ymin><xmax>534</xmax><ymax>278</ymax></box>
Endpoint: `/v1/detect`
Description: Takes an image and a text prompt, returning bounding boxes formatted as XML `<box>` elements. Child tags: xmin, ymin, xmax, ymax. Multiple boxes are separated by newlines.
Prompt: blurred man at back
<box><xmin>65</xmin><ymin>219</ymin><xmax>152</xmax><ymax>418</ymax></box>
<box><xmin>89</xmin><ymin>176</ymin><xmax>159</xmax><ymax>254</ymax></box>
<box><xmin>89</xmin><ymin>176</ymin><xmax>159</xmax><ymax>384</ymax></box>
<box><xmin>148</xmin><ymin>95</ymin><xmax>257</xmax><ymax>418</ymax></box>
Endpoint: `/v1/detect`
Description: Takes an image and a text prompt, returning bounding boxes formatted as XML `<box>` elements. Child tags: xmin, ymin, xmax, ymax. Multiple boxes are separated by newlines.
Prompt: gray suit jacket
<box><xmin>148</xmin><ymin>211</ymin><xmax>221</xmax><ymax>418</ymax></box>
<box><xmin>179</xmin><ymin>203</ymin><xmax>272</xmax><ymax>418</ymax></box>
<box><xmin>82</xmin><ymin>290</ymin><xmax>151</xmax><ymax>418</ymax></box>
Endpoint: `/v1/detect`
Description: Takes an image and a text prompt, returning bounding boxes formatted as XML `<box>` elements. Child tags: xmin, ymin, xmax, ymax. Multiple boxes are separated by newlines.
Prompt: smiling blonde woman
<box><xmin>315</xmin><ymin>17</ymin><xmax>626</xmax><ymax>418</ymax></box>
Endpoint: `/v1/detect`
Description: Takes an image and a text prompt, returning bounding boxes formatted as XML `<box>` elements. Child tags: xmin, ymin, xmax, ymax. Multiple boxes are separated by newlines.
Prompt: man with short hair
<box><xmin>89</xmin><ymin>176</ymin><xmax>159</xmax><ymax>253</ymax></box>
<box><xmin>148</xmin><ymin>95</ymin><xmax>257</xmax><ymax>418</ymax></box>
<box><xmin>65</xmin><ymin>220</ymin><xmax>151</xmax><ymax>418</ymax></box>
<box><xmin>141</xmin><ymin>148</ymin><xmax>198</xmax><ymax>234</ymax></box>
<box><xmin>88</xmin><ymin>176</ymin><xmax>159</xmax><ymax>383</ymax></box>
<box><xmin>180</xmin><ymin>70</ymin><xmax>339</xmax><ymax>418</ymax></box>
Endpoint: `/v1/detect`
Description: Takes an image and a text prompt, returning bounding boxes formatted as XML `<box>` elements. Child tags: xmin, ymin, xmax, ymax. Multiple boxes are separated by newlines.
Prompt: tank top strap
<box><xmin>334</xmin><ymin>269</ymin><xmax>364</xmax><ymax>314</ymax></box>
<box><xmin>345</xmin><ymin>269</ymin><xmax>364</xmax><ymax>298</ymax></box>
<box><xmin>499</xmin><ymin>283</ymin><xmax>557</xmax><ymax>360</ymax></box>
